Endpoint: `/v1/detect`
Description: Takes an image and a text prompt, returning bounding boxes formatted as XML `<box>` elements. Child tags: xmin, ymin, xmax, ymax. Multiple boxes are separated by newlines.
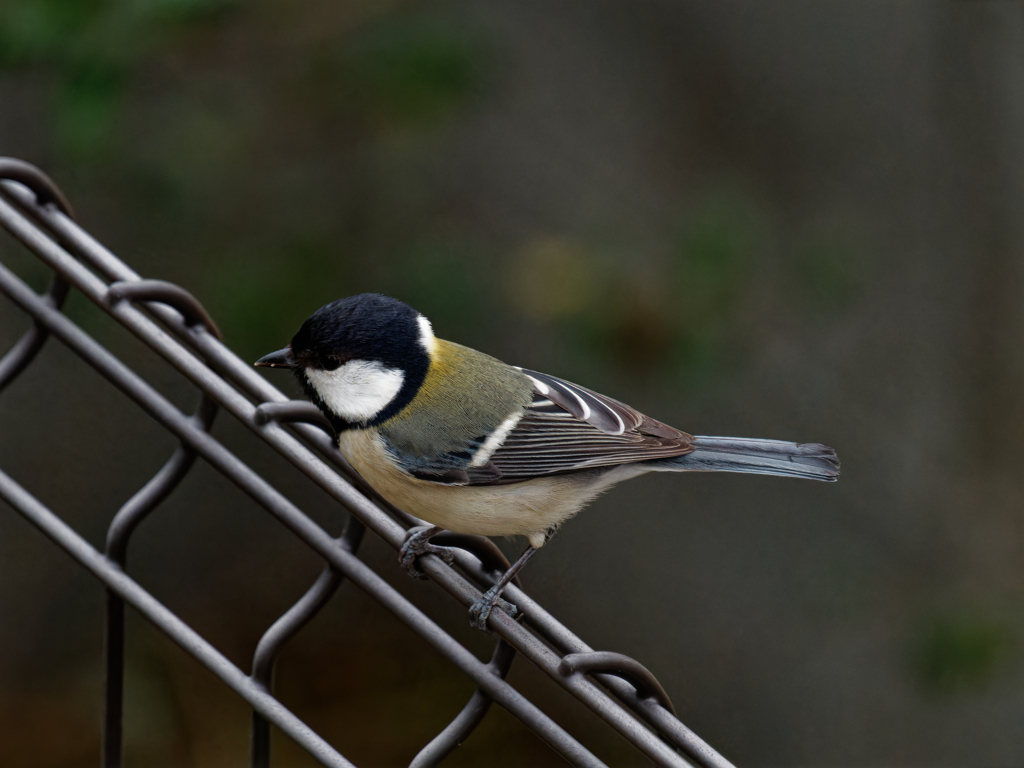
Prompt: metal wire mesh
<box><xmin>0</xmin><ymin>157</ymin><xmax>737</xmax><ymax>768</ymax></box>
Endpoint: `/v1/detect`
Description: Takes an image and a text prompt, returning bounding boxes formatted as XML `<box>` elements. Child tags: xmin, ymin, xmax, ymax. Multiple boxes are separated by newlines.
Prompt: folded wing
<box><xmin>399</xmin><ymin>369</ymin><xmax>694</xmax><ymax>485</ymax></box>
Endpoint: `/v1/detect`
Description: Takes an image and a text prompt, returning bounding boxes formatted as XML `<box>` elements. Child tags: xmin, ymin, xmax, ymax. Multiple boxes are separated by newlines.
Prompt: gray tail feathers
<box><xmin>654</xmin><ymin>436</ymin><xmax>839</xmax><ymax>481</ymax></box>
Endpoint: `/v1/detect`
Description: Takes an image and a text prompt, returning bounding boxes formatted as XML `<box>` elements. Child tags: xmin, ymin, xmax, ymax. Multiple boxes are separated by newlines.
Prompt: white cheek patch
<box><xmin>305</xmin><ymin>360</ymin><xmax>405</xmax><ymax>423</ymax></box>
<box><xmin>416</xmin><ymin>314</ymin><xmax>437</xmax><ymax>356</ymax></box>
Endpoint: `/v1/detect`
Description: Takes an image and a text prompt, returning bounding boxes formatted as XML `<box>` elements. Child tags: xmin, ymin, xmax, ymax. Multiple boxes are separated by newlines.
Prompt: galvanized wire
<box><xmin>0</xmin><ymin>158</ymin><xmax>738</xmax><ymax>768</ymax></box>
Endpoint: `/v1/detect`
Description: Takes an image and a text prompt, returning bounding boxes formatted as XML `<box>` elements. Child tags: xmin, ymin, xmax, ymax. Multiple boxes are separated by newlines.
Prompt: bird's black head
<box><xmin>255</xmin><ymin>293</ymin><xmax>434</xmax><ymax>430</ymax></box>
<box><xmin>290</xmin><ymin>293</ymin><xmax>428</xmax><ymax>370</ymax></box>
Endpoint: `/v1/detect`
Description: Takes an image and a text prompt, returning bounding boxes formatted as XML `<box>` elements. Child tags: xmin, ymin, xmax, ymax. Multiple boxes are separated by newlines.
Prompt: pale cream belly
<box><xmin>337</xmin><ymin>428</ymin><xmax>639</xmax><ymax>548</ymax></box>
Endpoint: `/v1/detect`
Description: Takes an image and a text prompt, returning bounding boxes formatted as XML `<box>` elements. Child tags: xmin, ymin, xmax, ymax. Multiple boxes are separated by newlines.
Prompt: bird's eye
<box><xmin>322</xmin><ymin>356</ymin><xmax>343</xmax><ymax>371</ymax></box>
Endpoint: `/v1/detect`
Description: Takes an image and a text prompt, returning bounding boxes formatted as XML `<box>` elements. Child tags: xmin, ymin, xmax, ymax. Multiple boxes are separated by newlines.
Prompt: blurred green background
<box><xmin>3</xmin><ymin>1</ymin><xmax>1024</xmax><ymax>765</ymax></box>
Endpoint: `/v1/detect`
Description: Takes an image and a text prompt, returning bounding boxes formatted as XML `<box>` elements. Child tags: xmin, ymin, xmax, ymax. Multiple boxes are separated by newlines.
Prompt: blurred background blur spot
<box><xmin>3</xmin><ymin>1</ymin><xmax>1024</xmax><ymax>765</ymax></box>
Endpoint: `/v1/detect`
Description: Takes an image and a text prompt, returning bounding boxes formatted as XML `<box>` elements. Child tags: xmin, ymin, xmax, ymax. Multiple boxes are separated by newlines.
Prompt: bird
<box><xmin>255</xmin><ymin>293</ymin><xmax>839</xmax><ymax>629</ymax></box>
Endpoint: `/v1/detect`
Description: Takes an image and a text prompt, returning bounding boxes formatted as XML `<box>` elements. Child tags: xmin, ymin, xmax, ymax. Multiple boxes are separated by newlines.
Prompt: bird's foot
<box><xmin>399</xmin><ymin>525</ymin><xmax>455</xmax><ymax>579</ymax></box>
<box><xmin>469</xmin><ymin>585</ymin><xmax>520</xmax><ymax>630</ymax></box>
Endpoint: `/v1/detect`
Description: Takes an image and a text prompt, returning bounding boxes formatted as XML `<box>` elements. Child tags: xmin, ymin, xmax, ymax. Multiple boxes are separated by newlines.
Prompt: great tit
<box><xmin>256</xmin><ymin>293</ymin><xmax>839</xmax><ymax>629</ymax></box>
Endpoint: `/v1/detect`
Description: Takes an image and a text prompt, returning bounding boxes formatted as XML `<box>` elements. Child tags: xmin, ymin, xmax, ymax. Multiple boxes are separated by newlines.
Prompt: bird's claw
<box><xmin>399</xmin><ymin>526</ymin><xmax>455</xmax><ymax>579</ymax></box>
<box><xmin>469</xmin><ymin>585</ymin><xmax>520</xmax><ymax>630</ymax></box>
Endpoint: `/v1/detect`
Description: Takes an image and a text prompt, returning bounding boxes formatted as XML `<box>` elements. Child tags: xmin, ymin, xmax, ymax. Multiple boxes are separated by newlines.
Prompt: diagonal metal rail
<box><xmin>0</xmin><ymin>158</ymin><xmax>737</xmax><ymax>768</ymax></box>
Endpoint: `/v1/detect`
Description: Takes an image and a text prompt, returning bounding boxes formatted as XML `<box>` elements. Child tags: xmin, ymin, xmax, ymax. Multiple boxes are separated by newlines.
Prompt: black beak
<box><xmin>254</xmin><ymin>347</ymin><xmax>297</xmax><ymax>369</ymax></box>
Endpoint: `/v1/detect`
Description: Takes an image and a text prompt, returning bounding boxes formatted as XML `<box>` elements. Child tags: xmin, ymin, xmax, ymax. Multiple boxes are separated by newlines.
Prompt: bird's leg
<box><xmin>399</xmin><ymin>525</ymin><xmax>456</xmax><ymax>579</ymax></box>
<box><xmin>469</xmin><ymin>545</ymin><xmax>538</xmax><ymax>630</ymax></box>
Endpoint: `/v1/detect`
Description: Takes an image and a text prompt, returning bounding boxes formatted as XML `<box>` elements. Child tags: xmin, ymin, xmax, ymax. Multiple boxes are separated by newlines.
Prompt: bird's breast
<box><xmin>336</xmin><ymin>427</ymin><xmax>621</xmax><ymax>548</ymax></box>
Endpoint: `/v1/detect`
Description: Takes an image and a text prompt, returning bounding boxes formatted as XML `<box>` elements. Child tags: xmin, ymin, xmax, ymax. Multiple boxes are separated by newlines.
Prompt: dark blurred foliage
<box><xmin>913</xmin><ymin>613</ymin><xmax>1013</xmax><ymax>696</ymax></box>
<box><xmin>4</xmin><ymin>1</ymin><xmax>1024</xmax><ymax>766</ymax></box>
